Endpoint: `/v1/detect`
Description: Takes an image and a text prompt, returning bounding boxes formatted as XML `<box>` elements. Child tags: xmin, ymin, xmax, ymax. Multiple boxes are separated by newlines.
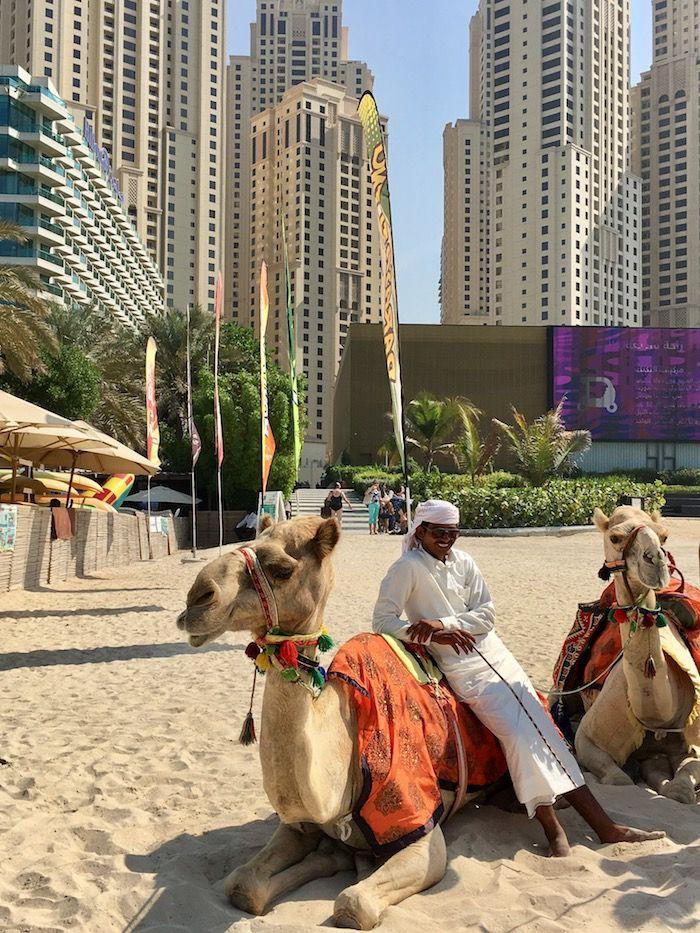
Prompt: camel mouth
<box><xmin>187</xmin><ymin>628</ymin><xmax>224</xmax><ymax>648</ymax></box>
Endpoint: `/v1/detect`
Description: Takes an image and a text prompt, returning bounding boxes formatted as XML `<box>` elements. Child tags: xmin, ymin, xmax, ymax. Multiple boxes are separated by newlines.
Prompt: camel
<box><xmin>573</xmin><ymin>506</ymin><xmax>700</xmax><ymax>803</ymax></box>
<box><xmin>176</xmin><ymin>515</ymin><xmax>490</xmax><ymax>930</ymax></box>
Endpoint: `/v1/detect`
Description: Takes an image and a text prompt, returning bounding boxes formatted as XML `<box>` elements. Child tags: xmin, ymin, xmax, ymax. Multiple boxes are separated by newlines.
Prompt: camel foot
<box><xmin>662</xmin><ymin>775</ymin><xmax>697</xmax><ymax>805</ymax></box>
<box><xmin>600</xmin><ymin>767</ymin><xmax>634</xmax><ymax>786</ymax></box>
<box><xmin>599</xmin><ymin>824</ymin><xmax>666</xmax><ymax>845</ymax></box>
<box><xmin>334</xmin><ymin>885</ymin><xmax>381</xmax><ymax>930</ymax></box>
<box><xmin>224</xmin><ymin>867</ymin><xmax>267</xmax><ymax>916</ymax></box>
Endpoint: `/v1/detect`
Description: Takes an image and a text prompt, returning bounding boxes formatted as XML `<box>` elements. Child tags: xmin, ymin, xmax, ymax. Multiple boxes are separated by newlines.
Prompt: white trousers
<box><xmin>431</xmin><ymin>631</ymin><xmax>584</xmax><ymax>817</ymax></box>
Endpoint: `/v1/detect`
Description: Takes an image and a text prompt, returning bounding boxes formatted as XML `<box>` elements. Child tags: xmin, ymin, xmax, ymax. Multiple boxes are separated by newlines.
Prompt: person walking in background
<box><xmin>235</xmin><ymin>508</ymin><xmax>258</xmax><ymax>542</ymax></box>
<box><xmin>363</xmin><ymin>481</ymin><xmax>381</xmax><ymax>535</ymax></box>
<box><xmin>325</xmin><ymin>482</ymin><xmax>353</xmax><ymax>527</ymax></box>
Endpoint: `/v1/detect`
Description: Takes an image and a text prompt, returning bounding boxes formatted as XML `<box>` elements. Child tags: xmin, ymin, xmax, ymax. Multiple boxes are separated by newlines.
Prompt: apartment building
<box><xmin>0</xmin><ymin>67</ymin><xmax>164</xmax><ymax>326</ymax></box>
<box><xmin>0</xmin><ymin>0</ymin><xmax>225</xmax><ymax>312</ymax></box>
<box><xmin>247</xmin><ymin>79</ymin><xmax>382</xmax><ymax>470</ymax></box>
<box><xmin>225</xmin><ymin>0</ymin><xmax>374</xmax><ymax>321</ymax></box>
<box><xmin>631</xmin><ymin>0</ymin><xmax>700</xmax><ymax>328</ymax></box>
<box><xmin>442</xmin><ymin>0</ymin><xmax>641</xmax><ymax>327</ymax></box>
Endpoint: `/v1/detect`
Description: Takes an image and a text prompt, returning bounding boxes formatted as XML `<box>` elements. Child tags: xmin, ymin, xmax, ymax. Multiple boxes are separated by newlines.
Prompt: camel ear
<box><xmin>592</xmin><ymin>508</ymin><xmax>609</xmax><ymax>531</ymax></box>
<box><xmin>259</xmin><ymin>514</ymin><xmax>273</xmax><ymax>531</ymax></box>
<box><xmin>649</xmin><ymin>509</ymin><xmax>662</xmax><ymax>524</ymax></box>
<box><xmin>312</xmin><ymin>518</ymin><xmax>340</xmax><ymax>561</ymax></box>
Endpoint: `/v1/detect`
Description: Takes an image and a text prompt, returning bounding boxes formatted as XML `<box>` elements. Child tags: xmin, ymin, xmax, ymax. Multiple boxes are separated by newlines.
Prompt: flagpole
<box><xmin>213</xmin><ymin>272</ymin><xmax>225</xmax><ymax>557</ymax></box>
<box><xmin>186</xmin><ymin>304</ymin><xmax>199</xmax><ymax>559</ymax></box>
<box><xmin>217</xmin><ymin>467</ymin><xmax>223</xmax><ymax>557</ymax></box>
<box><xmin>147</xmin><ymin>474</ymin><xmax>153</xmax><ymax>560</ymax></box>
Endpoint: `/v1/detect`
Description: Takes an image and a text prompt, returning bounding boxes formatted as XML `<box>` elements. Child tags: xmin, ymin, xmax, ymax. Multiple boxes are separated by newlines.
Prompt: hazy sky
<box><xmin>227</xmin><ymin>0</ymin><xmax>654</xmax><ymax>324</ymax></box>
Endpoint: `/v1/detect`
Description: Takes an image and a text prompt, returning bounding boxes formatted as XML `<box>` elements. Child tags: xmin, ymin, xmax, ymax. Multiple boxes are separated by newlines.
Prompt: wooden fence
<box><xmin>0</xmin><ymin>508</ymin><xmax>250</xmax><ymax>592</ymax></box>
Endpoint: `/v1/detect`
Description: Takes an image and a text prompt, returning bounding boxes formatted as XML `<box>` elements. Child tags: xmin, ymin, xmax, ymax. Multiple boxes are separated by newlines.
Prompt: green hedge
<box><xmin>324</xmin><ymin>464</ymin><xmax>526</xmax><ymax>498</ymax></box>
<box><xmin>450</xmin><ymin>479</ymin><xmax>665</xmax><ymax>529</ymax></box>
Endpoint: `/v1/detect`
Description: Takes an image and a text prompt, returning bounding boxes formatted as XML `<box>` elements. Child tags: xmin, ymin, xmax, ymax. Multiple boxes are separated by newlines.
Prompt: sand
<box><xmin>1</xmin><ymin>519</ymin><xmax>699</xmax><ymax>932</ymax></box>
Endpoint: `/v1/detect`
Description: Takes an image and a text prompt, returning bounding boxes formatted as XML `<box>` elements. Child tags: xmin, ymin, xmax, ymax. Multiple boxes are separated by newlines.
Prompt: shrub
<box><xmin>659</xmin><ymin>468</ymin><xmax>700</xmax><ymax>487</ymax></box>
<box><xmin>447</xmin><ymin>479</ymin><xmax>665</xmax><ymax>529</ymax></box>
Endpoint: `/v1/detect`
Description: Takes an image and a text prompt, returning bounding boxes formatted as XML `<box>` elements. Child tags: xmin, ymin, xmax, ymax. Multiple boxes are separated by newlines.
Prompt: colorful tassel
<box><xmin>644</xmin><ymin>655</ymin><xmax>657</xmax><ymax>679</ymax></box>
<box><xmin>278</xmin><ymin>640</ymin><xmax>299</xmax><ymax>669</ymax></box>
<box><xmin>656</xmin><ymin>613</ymin><xmax>668</xmax><ymax>628</ymax></box>
<box><xmin>245</xmin><ymin>641</ymin><xmax>261</xmax><ymax>660</ymax></box>
<box><xmin>239</xmin><ymin>710</ymin><xmax>257</xmax><ymax>745</ymax></box>
<box><xmin>280</xmin><ymin>667</ymin><xmax>299</xmax><ymax>682</ymax></box>
<box><xmin>310</xmin><ymin>666</ymin><xmax>326</xmax><ymax>690</ymax></box>
<box><xmin>613</xmin><ymin>609</ymin><xmax>629</xmax><ymax>625</ymax></box>
<box><xmin>255</xmin><ymin>653</ymin><xmax>270</xmax><ymax>673</ymax></box>
<box><xmin>317</xmin><ymin>627</ymin><xmax>335</xmax><ymax>653</ymax></box>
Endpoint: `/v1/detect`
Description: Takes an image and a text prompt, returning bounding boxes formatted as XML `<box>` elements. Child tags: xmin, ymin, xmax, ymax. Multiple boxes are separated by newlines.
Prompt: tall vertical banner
<box><xmin>186</xmin><ymin>305</ymin><xmax>202</xmax><ymax>557</ymax></box>
<box><xmin>145</xmin><ymin>337</ymin><xmax>160</xmax><ymax>466</ymax></box>
<box><xmin>259</xmin><ymin>261</ymin><xmax>276</xmax><ymax>496</ymax></box>
<box><xmin>213</xmin><ymin>273</ymin><xmax>224</xmax><ymax>555</ymax></box>
<box><xmin>358</xmin><ymin>92</ymin><xmax>410</xmax><ymax>515</ymax></box>
<box><xmin>282</xmin><ymin>221</ymin><xmax>302</xmax><ymax>473</ymax></box>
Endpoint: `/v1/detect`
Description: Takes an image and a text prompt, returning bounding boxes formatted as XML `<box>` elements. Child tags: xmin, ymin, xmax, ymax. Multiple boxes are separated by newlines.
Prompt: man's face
<box><xmin>416</xmin><ymin>522</ymin><xmax>460</xmax><ymax>561</ymax></box>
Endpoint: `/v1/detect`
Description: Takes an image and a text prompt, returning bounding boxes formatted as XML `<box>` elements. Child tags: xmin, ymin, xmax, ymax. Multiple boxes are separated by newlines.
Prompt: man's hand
<box><xmin>431</xmin><ymin>630</ymin><xmax>476</xmax><ymax>655</ymax></box>
<box><xmin>406</xmin><ymin>619</ymin><xmax>444</xmax><ymax>643</ymax></box>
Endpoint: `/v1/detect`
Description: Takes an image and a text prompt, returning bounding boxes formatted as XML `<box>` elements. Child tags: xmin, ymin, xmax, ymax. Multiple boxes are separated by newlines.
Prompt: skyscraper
<box><xmin>441</xmin><ymin>0</ymin><xmax>641</xmax><ymax>327</ymax></box>
<box><xmin>226</xmin><ymin>1</ymin><xmax>378</xmax><ymax>476</ymax></box>
<box><xmin>0</xmin><ymin>0</ymin><xmax>226</xmax><ymax>312</ymax></box>
<box><xmin>631</xmin><ymin>0</ymin><xmax>700</xmax><ymax>328</ymax></box>
<box><xmin>225</xmin><ymin>0</ymin><xmax>373</xmax><ymax>321</ymax></box>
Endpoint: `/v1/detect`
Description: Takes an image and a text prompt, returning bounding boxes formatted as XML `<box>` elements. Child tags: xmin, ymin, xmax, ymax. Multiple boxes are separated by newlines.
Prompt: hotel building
<box><xmin>631</xmin><ymin>0</ymin><xmax>700</xmax><ymax>328</ymax></box>
<box><xmin>0</xmin><ymin>67</ymin><xmax>164</xmax><ymax>326</ymax></box>
<box><xmin>442</xmin><ymin>0</ymin><xmax>641</xmax><ymax>327</ymax></box>
<box><xmin>0</xmin><ymin>0</ymin><xmax>226</xmax><ymax>312</ymax></box>
<box><xmin>247</xmin><ymin>79</ymin><xmax>383</xmax><ymax>469</ymax></box>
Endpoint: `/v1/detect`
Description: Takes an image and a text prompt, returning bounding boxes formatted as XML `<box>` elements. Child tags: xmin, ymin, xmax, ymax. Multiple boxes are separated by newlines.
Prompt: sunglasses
<box><xmin>421</xmin><ymin>523</ymin><xmax>460</xmax><ymax>539</ymax></box>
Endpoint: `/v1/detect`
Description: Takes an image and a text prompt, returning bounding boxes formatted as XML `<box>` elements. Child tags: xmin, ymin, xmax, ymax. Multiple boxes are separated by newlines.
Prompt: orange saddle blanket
<box><xmin>328</xmin><ymin>633</ymin><xmax>507</xmax><ymax>856</ymax></box>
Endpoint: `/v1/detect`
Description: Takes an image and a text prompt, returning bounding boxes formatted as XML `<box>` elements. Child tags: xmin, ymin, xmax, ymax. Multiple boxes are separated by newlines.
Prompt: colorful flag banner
<box><xmin>259</xmin><ymin>261</ymin><xmax>276</xmax><ymax>495</ymax></box>
<box><xmin>213</xmin><ymin>273</ymin><xmax>224</xmax><ymax>469</ymax></box>
<box><xmin>145</xmin><ymin>336</ymin><xmax>160</xmax><ymax>466</ymax></box>
<box><xmin>358</xmin><ymin>92</ymin><xmax>409</xmax><ymax>486</ymax></box>
<box><xmin>185</xmin><ymin>305</ymin><xmax>202</xmax><ymax>469</ymax></box>
<box><xmin>282</xmin><ymin>221</ymin><xmax>302</xmax><ymax>472</ymax></box>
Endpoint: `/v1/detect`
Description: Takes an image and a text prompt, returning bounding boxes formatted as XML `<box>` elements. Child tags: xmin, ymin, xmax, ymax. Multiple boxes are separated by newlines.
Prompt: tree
<box><xmin>404</xmin><ymin>392</ymin><xmax>479</xmax><ymax>472</ymax></box>
<box><xmin>0</xmin><ymin>219</ymin><xmax>56</xmax><ymax>379</ymax></box>
<box><xmin>493</xmin><ymin>402</ymin><xmax>592</xmax><ymax>486</ymax></box>
<box><xmin>377</xmin><ymin>433</ymin><xmax>401</xmax><ymax>468</ymax></box>
<box><xmin>454</xmin><ymin>417</ymin><xmax>502</xmax><ymax>484</ymax></box>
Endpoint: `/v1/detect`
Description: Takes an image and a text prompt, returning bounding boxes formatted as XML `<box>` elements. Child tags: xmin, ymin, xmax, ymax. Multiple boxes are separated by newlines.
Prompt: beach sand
<box><xmin>1</xmin><ymin>519</ymin><xmax>699</xmax><ymax>931</ymax></box>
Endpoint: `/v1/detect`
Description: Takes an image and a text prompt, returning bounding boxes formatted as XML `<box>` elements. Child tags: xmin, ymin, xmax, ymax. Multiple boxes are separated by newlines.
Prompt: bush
<box><xmin>448</xmin><ymin>479</ymin><xmax>665</xmax><ymax>529</ymax></box>
<box><xmin>659</xmin><ymin>468</ymin><xmax>700</xmax><ymax>487</ymax></box>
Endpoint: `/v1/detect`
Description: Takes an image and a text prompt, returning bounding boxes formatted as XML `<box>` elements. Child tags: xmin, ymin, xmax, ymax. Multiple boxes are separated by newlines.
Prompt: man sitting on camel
<box><xmin>373</xmin><ymin>499</ymin><xmax>664</xmax><ymax>856</ymax></box>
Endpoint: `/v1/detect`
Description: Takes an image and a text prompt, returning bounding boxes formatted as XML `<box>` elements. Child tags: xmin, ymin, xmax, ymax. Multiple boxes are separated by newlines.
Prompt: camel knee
<box><xmin>224</xmin><ymin>865</ymin><xmax>268</xmax><ymax>916</ymax></box>
<box><xmin>664</xmin><ymin>773</ymin><xmax>697</xmax><ymax>805</ymax></box>
<box><xmin>334</xmin><ymin>886</ymin><xmax>382</xmax><ymax>930</ymax></box>
<box><xmin>575</xmin><ymin>729</ymin><xmax>632</xmax><ymax>785</ymax></box>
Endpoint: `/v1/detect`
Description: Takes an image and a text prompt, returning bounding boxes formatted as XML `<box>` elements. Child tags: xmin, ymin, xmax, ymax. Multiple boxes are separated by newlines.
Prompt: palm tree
<box><xmin>0</xmin><ymin>218</ymin><xmax>56</xmax><ymax>379</ymax></box>
<box><xmin>377</xmin><ymin>433</ymin><xmax>401</xmax><ymax>469</ymax></box>
<box><xmin>48</xmin><ymin>302</ymin><xmax>145</xmax><ymax>447</ymax></box>
<box><xmin>454</xmin><ymin>417</ymin><xmax>502</xmax><ymax>484</ymax></box>
<box><xmin>493</xmin><ymin>402</ymin><xmax>591</xmax><ymax>486</ymax></box>
<box><xmin>404</xmin><ymin>392</ymin><xmax>479</xmax><ymax>472</ymax></box>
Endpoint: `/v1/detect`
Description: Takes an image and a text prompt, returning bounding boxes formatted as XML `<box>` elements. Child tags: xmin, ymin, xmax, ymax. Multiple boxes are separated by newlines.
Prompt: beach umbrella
<box><xmin>124</xmin><ymin>485</ymin><xmax>201</xmax><ymax>505</ymax></box>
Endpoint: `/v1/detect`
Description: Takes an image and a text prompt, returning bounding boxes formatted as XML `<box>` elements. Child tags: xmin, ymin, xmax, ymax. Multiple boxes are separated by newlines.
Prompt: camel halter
<box><xmin>236</xmin><ymin>546</ymin><xmax>334</xmax><ymax>745</ymax></box>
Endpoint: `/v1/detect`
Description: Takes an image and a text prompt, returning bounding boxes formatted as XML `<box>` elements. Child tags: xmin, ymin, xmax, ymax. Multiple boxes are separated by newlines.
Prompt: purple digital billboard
<box><xmin>552</xmin><ymin>327</ymin><xmax>700</xmax><ymax>442</ymax></box>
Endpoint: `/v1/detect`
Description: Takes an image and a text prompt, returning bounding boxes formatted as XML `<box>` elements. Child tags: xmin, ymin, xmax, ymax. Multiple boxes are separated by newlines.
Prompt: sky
<box><xmin>227</xmin><ymin>0</ymin><xmax>654</xmax><ymax>324</ymax></box>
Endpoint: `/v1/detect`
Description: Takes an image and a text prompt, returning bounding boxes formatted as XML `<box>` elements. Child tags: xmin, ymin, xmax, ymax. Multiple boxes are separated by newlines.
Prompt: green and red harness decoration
<box><xmin>608</xmin><ymin>604</ymin><xmax>668</xmax><ymax>633</ymax></box>
<box><xmin>236</xmin><ymin>546</ymin><xmax>335</xmax><ymax>745</ymax></box>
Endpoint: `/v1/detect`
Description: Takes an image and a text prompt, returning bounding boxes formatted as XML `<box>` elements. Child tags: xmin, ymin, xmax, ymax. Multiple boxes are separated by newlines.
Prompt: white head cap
<box><xmin>403</xmin><ymin>499</ymin><xmax>460</xmax><ymax>553</ymax></box>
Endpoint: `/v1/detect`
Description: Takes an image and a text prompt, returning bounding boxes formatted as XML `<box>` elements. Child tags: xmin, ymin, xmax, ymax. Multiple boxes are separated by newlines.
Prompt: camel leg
<box><xmin>665</xmin><ymin>754</ymin><xmax>700</xmax><ymax>804</ymax></box>
<box><xmin>263</xmin><ymin>837</ymin><xmax>355</xmax><ymax>906</ymax></box>
<box><xmin>224</xmin><ymin>822</ymin><xmax>322</xmax><ymax>915</ymax></box>
<box><xmin>639</xmin><ymin>754</ymin><xmax>673</xmax><ymax>797</ymax></box>
<box><xmin>575</xmin><ymin>728</ymin><xmax>634</xmax><ymax>786</ymax></box>
<box><xmin>333</xmin><ymin>825</ymin><xmax>447</xmax><ymax>931</ymax></box>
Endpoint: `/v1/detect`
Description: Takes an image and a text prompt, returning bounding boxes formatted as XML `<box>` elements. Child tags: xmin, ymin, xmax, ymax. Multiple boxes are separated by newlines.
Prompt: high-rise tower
<box><xmin>0</xmin><ymin>0</ymin><xmax>226</xmax><ymax>312</ymax></box>
<box><xmin>631</xmin><ymin>0</ymin><xmax>700</xmax><ymax>327</ymax></box>
<box><xmin>441</xmin><ymin>0</ymin><xmax>641</xmax><ymax>327</ymax></box>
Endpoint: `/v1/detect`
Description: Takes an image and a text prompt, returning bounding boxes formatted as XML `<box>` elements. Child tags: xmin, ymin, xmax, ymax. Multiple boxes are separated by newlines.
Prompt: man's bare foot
<box><xmin>545</xmin><ymin>823</ymin><xmax>571</xmax><ymax>857</ymax></box>
<box><xmin>598</xmin><ymin>824</ymin><xmax>666</xmax><ymax>844</ymax></box>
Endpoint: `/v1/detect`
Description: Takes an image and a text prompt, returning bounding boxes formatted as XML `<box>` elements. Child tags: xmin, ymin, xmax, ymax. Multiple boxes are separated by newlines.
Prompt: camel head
<box><xmin>177</xmin><ymin>516</ymin><xmax>340</xmax><ymax>648</ymax></box>
<box><xmin>593</xmin><ymin>505</ymin><xmax>670</xmax><ymax>592</ymax></box>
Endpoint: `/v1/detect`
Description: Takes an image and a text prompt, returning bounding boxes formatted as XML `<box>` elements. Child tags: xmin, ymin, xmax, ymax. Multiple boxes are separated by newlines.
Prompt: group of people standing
<box><xmin>363</xmin><ymin>482</ymin><xmax>408</xmax><ymax>536</ymax></box>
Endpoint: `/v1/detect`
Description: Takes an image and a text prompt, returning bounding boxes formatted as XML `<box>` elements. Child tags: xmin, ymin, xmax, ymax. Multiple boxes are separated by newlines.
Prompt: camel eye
<box><xmin>269</xmin><ymin>563</ymin><xmax>294</xmax><ymax>580</ymax></box>
<box><xmin>609</xmin><ymin>533</ymin><xmax>625</xmax><ymax>547</ymax></box>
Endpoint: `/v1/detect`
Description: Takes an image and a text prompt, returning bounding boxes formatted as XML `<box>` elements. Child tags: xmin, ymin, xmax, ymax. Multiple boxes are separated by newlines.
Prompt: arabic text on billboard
<box><xmin>552</xmin><ymin>327</ymin><xmax>700</xmax><ymax>442</ymax></box>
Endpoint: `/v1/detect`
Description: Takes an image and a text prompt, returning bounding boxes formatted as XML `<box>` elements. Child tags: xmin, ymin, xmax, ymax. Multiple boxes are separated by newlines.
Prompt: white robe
<box><xmin>373</xmin><ymin>546</ymin><xmax>584</xmax><ymax>817</ymax></box>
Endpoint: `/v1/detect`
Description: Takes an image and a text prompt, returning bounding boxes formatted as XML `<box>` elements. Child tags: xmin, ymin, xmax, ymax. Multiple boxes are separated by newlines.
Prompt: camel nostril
<box><xmin>190</xmin><ymin>587</ymin><xmax>217</xmax><ymax>608</ymax></box>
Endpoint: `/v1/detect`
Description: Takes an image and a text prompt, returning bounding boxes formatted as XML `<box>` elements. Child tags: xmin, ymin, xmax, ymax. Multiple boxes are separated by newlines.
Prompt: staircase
<box><xmin>292</xmin><ymin>487</ymin><xmax>369</xmax><ymax>534</ymax></box>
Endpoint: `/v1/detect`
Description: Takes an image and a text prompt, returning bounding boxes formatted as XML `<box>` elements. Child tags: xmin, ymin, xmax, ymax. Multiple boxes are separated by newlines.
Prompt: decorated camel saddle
<box><xmin>551</xmin><ymin>506</ymin><xmax>700</xmax><ymax>805</ymax></box>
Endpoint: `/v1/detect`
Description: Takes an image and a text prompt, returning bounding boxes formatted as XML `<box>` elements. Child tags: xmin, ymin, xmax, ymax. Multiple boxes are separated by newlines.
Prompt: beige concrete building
<box><xmin>442</xmin><ymin>0</ymin><xmax>641</xmax><ymax>327</ymax></box>
<box><xmin>224</xmin><ymin>0</ymin><xmax>373</xmax><ymax>321</ymax></box>
<box><xmin>0</xmin><ymin>0</ymin><xmax>226</xmax><ymax>312</ymax></box>
<box><xmin>246</xmin><ymin>79</ymin><xmax>383</xmax><ymax>477</ymax></box>
<box><xmin>631</xmin><ymin>0</ymin><xmax>700</xmax><ymax>328</ymax></box>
